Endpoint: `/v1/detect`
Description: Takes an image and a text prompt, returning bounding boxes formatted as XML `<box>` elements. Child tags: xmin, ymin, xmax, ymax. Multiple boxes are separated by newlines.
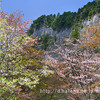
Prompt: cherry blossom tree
<box><xmin>43</xmin><ymin>38</ymin><xmax>100</xmax><ymax>100</ymax></box>
<box><xmin>0</xmin><ymin>11</ymin><xmax>54</xmax><ymax>99</ymax></box>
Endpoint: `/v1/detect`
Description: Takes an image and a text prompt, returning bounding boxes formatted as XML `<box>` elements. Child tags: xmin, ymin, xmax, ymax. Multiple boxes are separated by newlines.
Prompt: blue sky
<box><xmin>1</xmin><ymin>0</ymin><xmax>93</xmax><ymax>21</ymax></box>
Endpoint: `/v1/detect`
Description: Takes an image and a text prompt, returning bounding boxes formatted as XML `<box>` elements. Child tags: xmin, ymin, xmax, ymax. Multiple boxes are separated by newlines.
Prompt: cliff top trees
<box><xmin>28</xmin><ymin>0</ymin><xmax>99</xmax><ymax>35</ymax></box>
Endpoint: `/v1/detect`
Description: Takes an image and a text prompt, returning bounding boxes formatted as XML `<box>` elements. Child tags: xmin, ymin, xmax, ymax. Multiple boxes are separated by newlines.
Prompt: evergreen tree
<box><xmin>71</xmin><ymin>26</ymin><xmax>80</xmax><ymax>39</ymax></box>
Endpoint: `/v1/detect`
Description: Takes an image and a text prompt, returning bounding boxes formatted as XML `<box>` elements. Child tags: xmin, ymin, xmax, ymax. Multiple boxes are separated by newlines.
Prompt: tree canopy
<box><xmin>28</xmin><ymin>0</ymin><xmax>100</xmax><ymax>34</ymax></box>
<box><xmin>0</xmin><ymin>11</ymin><xmax>54</xmax><ymax>99</ymax></box>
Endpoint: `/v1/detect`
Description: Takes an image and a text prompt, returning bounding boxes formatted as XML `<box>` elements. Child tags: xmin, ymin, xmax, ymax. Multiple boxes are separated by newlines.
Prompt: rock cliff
<box><xmin>33</xmin><ymin>14</ymin><xmax>100</xmax><ymax>43</ymax></box>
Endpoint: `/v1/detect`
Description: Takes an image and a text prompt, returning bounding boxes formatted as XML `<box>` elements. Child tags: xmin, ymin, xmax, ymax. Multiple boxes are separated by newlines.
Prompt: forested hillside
<box><xmin>28</xmin><ymin>0</ymin><xmax>100</xmax><ymax>35</ymax></box>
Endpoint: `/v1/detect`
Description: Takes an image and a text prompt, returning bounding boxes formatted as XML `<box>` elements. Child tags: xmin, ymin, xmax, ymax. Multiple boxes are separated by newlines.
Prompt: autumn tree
<box><xmin>81</xmin><ymin>26</ymin><xmax>100</xmax><ymax>48</ymax></box>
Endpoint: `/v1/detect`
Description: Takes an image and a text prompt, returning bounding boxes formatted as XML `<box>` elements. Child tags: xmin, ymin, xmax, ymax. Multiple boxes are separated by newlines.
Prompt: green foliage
<box><xmin>51</xmin><ymin>12</ymin><xmax>76</xmax><ymax>31</ymax></box>
<box><xmin>76</xmin><ymin>1</ymin><xmax>100</xmax><ymax>21</ymax></box>
<box><xmin>38</xmin><ymin>34</ymin><xmax>55</xmax><ymax>50</ymax></box>
<box><xmin>28</xmin><ymin>0</ymin><xmax>100</xmax><ymax>34</ymax></box>
<box><xmin>53</xmin><ymin>34</ymin><xmax>57</xmax><ymax>42</ymax></box>
<box><xmin>28</xmin><ymin>14</ymin><xmax>56</xmax><ymax>34</ymax></box>
<box><xmin>71</xmin><ymin>26</ymin><xmax>80</xmax><ymax>39</ymax></box>
<box><xmin>97</xmin><ymin>0</ymin><xmax>100</xmax><ymax>12</ymax></box>
<box><xmin>80</xmin><ymin>24</ymin><xmax>83</xmax><ymax>28</ymax></box>
<box><xmin>62</xmin><ymin>40</ymin><xmax>66</xmax><ymax>44</ymax></box>
<box><xmin>0</xmin><ymin>12</ymin><xmax>54</xmax><ymax>99</ymax></box>
<box><xmin>27</xmin><ymin>23</ymin><xmax>34</xmax><ymax>36</ymax></box>
<box><xmin>94</xmin><ymin>46</ymin><xmax>100</xmax><ymax>53</ymax></box>
<box><xmin>0</xmin><ymin>86</ymin><xmax>19</xmax><ymax>100</ymax></box>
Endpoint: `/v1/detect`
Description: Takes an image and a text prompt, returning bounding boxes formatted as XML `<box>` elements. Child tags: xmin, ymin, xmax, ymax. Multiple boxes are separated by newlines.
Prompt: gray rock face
<box><xmin>33</xmin><ymin>26</ymin><xmax>72</xmax><ymax>43</ymax></box>
<box><xmin>80</xmin><ymin>14</ymin><xmax>100</xmax><ymax>35</ymax></box>
<box><xmin>33</xmin><ymin>14</ymin><xmax>100</xmax><ymax>43</ymax></box>
<box><xmin>82</xmin><ymin>14</ymin><xmax>100</xmax><ymax>27</ymax></box>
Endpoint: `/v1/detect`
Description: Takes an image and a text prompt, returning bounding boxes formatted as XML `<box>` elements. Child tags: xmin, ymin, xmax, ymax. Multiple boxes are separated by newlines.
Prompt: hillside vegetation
<box><xmin>28</xmin><ymin>0</ymin><xmax>100</xmax><ymax>35</ymax></box>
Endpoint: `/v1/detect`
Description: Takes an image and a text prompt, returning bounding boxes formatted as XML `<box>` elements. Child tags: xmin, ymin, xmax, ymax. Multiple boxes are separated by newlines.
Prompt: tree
<box><xmin>71</xmin><ymin>26</ymin><xmax>80</xmax><ymax>39</ymax></box>
<box><xmin>57</xmin><ymin>12</ymin><xmax>60</xmax><ymax>17</ymax></box>
<box><xmin>43</xmin><ymin>38</ymin><xmax>100</xmax><ymax>100</ymax></box>
<box><xmin>81</xmin><ymin>26</ymin><xmax>100</xmax><ymax>48</ymax></box>
<box><xmin>0</xmin><ymin>11</ymin><xmax>54</xmax><ymax>99</ymax></box>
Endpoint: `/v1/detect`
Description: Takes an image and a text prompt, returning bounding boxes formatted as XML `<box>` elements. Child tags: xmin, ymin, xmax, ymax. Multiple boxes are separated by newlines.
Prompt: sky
<box><xmin>1</xmin><ymin>0</ymin><xmax>93</xmax><ymax>21</ymax></box>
